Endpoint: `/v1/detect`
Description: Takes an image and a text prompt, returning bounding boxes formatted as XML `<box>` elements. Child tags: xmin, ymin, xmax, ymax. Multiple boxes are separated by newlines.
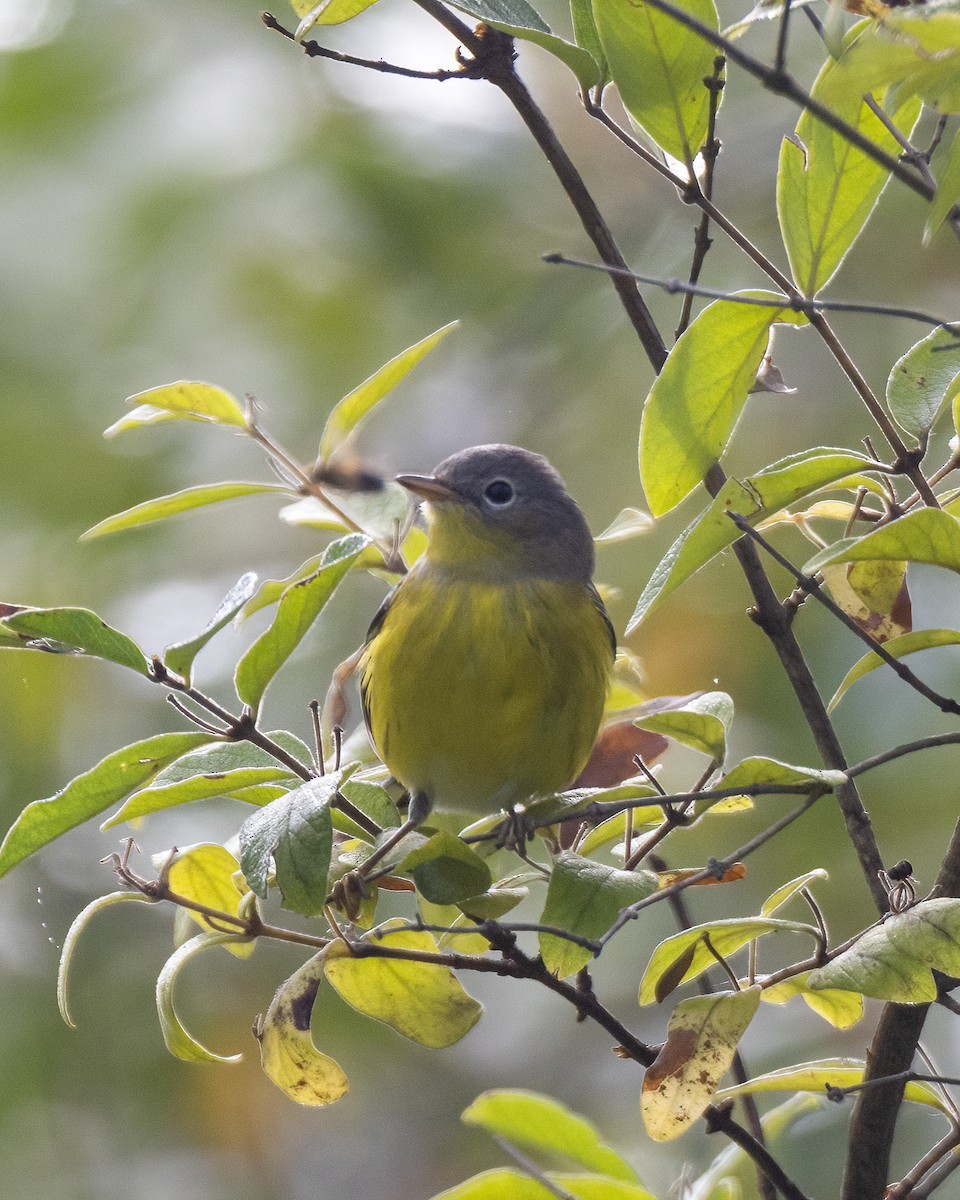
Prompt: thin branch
<box><xmin>543</xmin><ymin>253</ymin><xmax>960</xmax><ymax>333</ymax></box>
<box><xmin>887</xmin><ymin>1128</ymin><xmax>960</xmax><ymax>1199</ymax></box>
<box><xmin>410</xmin><ymin>0</ymin><xmax>668</xmax><ymax>372</ymax></box>
<box><xmin>492</xmin><ymin>1137</ymin><xmax>579</xmax><ymax>1200</ymax></box>
<box><xmin>847</xmin><ymin>732</ymin><xmax>960</xmax><ymax>780</ymax></box>
<box><xmin>728</xmin><ymin>513</ymin><xmax>960</xmax><ymax>716</ymax></box>
<box><xmin>704</xmin><ymin>1105</ymin><xmax>812</xmax><ymax>1200</ymax></box>
<box><xmin>261</xmin><ymin>12</ymin><xmax>468</xmax><ymax>80</ymax></box>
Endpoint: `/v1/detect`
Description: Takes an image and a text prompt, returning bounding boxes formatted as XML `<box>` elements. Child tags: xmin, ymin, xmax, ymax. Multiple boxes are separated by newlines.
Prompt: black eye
<box><xmin>483</xmin><ymin>478</ymin><xmax>515</xmax><ymax>506</ymax></box>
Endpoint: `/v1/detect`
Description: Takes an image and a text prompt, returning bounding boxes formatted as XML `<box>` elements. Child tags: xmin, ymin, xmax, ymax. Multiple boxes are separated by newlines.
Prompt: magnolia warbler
<box><xmin>357</xmin><ymin>444</ymin><xmax>614</xmax><ymax>852</ymax></box>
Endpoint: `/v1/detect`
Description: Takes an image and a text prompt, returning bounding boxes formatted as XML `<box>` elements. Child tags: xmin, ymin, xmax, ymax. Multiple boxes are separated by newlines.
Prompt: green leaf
<box><xmin>641</xmin><ymin>987</ymin><xmax>761</xmax><ymax>1141</ymax></box>
<box><xmin>758</xmin><ymin>971</ymin><xmax>864</xmax><ymax>1028</ymax></box>
<box><xmin>639</xmin><ymin>917</ymin><xmax>816</xmax><ymax>1005</ymax></box>
<box><xmin>430</xmin><ymin>1170</ymin><xmax>656</xmax><ymax>1200</ymax></box>
<box><xmin>761</xmin><ymin>869</ymin><xmax>828</xmax><ymax>916</ymax></box>
<box><xmin>777</xmin><ymin>61</ymin><xmax>921</xmax><ymax>295</ymax></box>
<box><xmin>539</xmin><ymin>851</ymin><xmax>657</xmax><ymax>978</ymax></box>
<box><xmin>462</xmin><ymin>1089</ymin><xmax>639</xmax><ymax>1182</ymax></box>
<box><xmin>163</xmin><ymin>572</ymin><xmax>259</xmax><ymax>684</ymax></box>
<box><xmin>639</xmin><ymin>296</ymin><xmax>808</xmax><ymax>516</ymax></box>
<box><xmin>717</xmin><ymin>756</ymin><xmax>844</xmax><ymax>791</ymax></box>
<box><xmin>447</xmin><ymin>2</ymin><xmax>600</xmax><ymax>92</ymax></box>
<box><xmin>239</xmin><ymin>770</ymin><xmax>353</xmax><ymax>915</ymax></box>
<box><xmin>102</xmin><ymin>733</ymin><xmax>312</xmax><ymax>827</ymax></box>
<box><xmin>58</xmin><ymin>891</ymin><xmax>155</xmax><ymax>1027</ymax></box>
<box><xmin>886</xmin><ymin>325</ymin><xmax>960</xmax><ymax>440</ymax></box>
<box><xmin>402</xmin><ymin>832</ymin><xmax>493</xmax><ymax>905</ymax></box>
<box><xmin>0</xmin><ymin>606</ymin><xmax>150</xmax><ymax>675</ymax></box>
<box><xmin>121</xmin><ymin>380</ymin><xmax>248</xmax><ymax>428</ymax></box>
<box><xmin>318</xmin><ymin>322</ymin><xmax>458</xmax><ymax>461</ymax></box>
<box><xmin>571</xmin><ymin>0</ymin><xmax>610</xmax><ymax>86</ymax></box>
<box><xmin>103</xmin><ymin>404</ymin><xmax>182</xmax><ymax>438</ymax></box>
<box><xmin>0</xmin><ymin>732</ymin><xmax>210</xmax><ymax>878</ymax></box>
<box><xmin>594</xmin><ymin>507</ymin><xmax>654</xmax><ymax>544</ymax></box>
<box><xmin>234</xmin><ymin>533</ymin><xmax>368</xmax><ymax>711</ymax></box>
<box><xmin>925</xmin><ymin>127</ymin><xmax>960</xmax><ymax>244</ymax></box>
<box><xmin>819</xmin><ymin>8</ymin><xmax>960</xmax><ymax>117</ymax></box>
<box><xmin>829</xmin><ymin>627</ymin><xmax>960</xmax><ymax>712</ymax></box>
<box><xmin>258</xmin><ymin>952</ymin><xmax>350</xmax><ymax>1106</ymax></box>
<box><xmin>156</xmin><ymin>932</ymin><xmax>246</xmax><ymax>1063</ymax></box>
<box><xmin>292</xmin><ymin>0</ymin><xmax>380</xmax><ymax>37</ymax></box>
<box><xmin>324</xmin><ymin>920</ymin><xmax>483</xmax><ymax>1047</ymax></box>
<box><xmin>715</xmin><ymin>1057</ymin><xmax>951</xmax><ymax>1114</ymax></box>
<box><xmin>804</xmin><ymin>508</ymin><xmax>960</xmax><ymax>576</ymax></box>
<box><xmin>593</xmin><ymin>0</ymin><xmax>719</xmax><ymax>162</ymax></box>
<box><xmin>575</xmin><ymin>803</ymin><xmax>664</xmax><ymax>857</ymax></box>
<box><xmin>80</xmin><ymin>483</ymin><xmax>290</xmax><ymax>541</ymax></box>
<box><xmin>635</xmin><ymin>691</ymin><xmax>733</xmax><ymax>761</ymax></box>
<box><xmin>809</xmin><ymin>898</ymin><xmax>960</xmax><ymax>1002</ymax></box>
<box><xmin>628</xmin><ymin>448</ymin><xmax>875</xmax><ymax>630</ymax></box>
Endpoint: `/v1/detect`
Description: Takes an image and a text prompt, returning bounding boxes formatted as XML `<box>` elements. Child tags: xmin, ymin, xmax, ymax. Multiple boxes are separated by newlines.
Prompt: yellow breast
<box><xmin>358</xmin><ymin>565</ymin><xmax>613</xmax><ymax>813</ymax></box>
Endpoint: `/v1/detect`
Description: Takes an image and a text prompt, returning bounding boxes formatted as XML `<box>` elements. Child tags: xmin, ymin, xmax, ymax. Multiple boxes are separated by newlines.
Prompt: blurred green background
<box><xmin>2</xmin><ymin>1</ymin><xmax>960</xmax><ymax>1197</ymax></box>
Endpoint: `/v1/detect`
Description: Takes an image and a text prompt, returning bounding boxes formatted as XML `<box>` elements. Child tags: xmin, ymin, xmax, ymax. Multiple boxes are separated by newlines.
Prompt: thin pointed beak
<box><xmin>395</xmin><ymin>473</ymin><xmax>462</xmax><ymax>503</ymax></box>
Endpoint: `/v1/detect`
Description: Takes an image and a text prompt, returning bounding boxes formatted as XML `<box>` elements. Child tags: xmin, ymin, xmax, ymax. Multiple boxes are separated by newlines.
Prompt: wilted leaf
<box><xmin>258</xmin><ymin>952</ymin><xmax>349</xmax><ymax>1106</ymax></box>
<box><xmin>324</xmin><ymin>921</ymin><xmax>482</xmax><ymax>1047</ymax></box>
<box><xmin>156</xmin><ymin>932</ymin><xmax>246</xmax><ymax>1062</ymax></box>
<box><xmin>820</xmin><ymin>558</ymin><xmax>912</xmax><ymax>643</ymax></box>
<box><xmin>58</xmin><ymin>891</ymin><xmax>155</xmax><ymax>1027</ymax></box>
<box><xmin>164</xmin><ymin>843</ymin><xmax>254</xmax><ymax>958</ymax></box>
<box><xmin>573</xmin><ymin>721</ymin><xmax>667</xmax><ymax>789</ymax></box>
<box><xmin>641</xmin><ymin>987</ymin><xmax>761</xmax><ymax>1141</ymax></box>
<box><xmin>639</xmin><ymin>917</ymin><xmax>816</xmax><ymax>1005</ymax></box>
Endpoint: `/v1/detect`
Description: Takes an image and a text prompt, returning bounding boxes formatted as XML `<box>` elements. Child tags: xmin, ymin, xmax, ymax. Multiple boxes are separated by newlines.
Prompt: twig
<box><xmin>543</xmin><ymin>254</ymin><xmax>960</xmax><ymax>333</ymax></box>
<box><xmin>727</xmin><ymin>513</ymin><xmax>960</xmax><ymax>716</ymax></box>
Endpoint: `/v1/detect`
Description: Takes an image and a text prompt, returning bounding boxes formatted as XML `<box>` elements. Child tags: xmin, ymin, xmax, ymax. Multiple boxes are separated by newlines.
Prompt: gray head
<box><xmin>396</xmin><ymin>443</ymin><xmax>595</xmax><ymax>584</ymax></box>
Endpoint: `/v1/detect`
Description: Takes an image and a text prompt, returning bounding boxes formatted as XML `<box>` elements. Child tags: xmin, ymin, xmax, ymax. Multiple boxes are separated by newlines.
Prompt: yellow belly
<box><xmin>358</xmin><ymin>569</ymin><xmax>612</xmax><ymax>813</ymax></box>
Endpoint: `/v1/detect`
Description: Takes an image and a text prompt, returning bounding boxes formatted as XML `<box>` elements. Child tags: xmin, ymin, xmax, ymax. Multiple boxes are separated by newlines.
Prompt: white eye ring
<box><xmin>483</xmin><ymin>478</ymin><xmax>515</xmax><ymax>507</ymax></box>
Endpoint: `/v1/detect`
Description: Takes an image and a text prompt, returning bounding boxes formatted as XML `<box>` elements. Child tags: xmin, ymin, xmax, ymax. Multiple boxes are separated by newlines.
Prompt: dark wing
<box><xmin>588</xmin><ymin>582</ymin><xmax>617</xmax><ymax>660</ymax></box>
<box><xmin>358</xmin><ymin>584</ymin><xmax>399</xmax><ymax>737</ymax></box>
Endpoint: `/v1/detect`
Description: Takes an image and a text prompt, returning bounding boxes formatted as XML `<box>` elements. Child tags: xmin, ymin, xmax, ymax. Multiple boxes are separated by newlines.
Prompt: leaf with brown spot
<box><xmin>641</xmin><ymin>987</ymin><xmax>761</xmax><ymax>1141</ymax></box>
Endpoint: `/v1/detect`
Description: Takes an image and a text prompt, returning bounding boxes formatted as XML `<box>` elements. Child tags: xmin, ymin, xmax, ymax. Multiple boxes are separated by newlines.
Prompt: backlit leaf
<box><xmin>122</xmin><ymin>380</ymin><xmax>247</xmax><ymax>428</ymax></box>
<box><xmin>804</xmin><ymin>509</ymin><xmax>960</xmax><ymax>576</ymax></box>
<box><xmin>635</xmin><ymin>691</ymin><xmax>733</xmax><ymax>762</ymax></box>
<box><xmin>80</xmin><ymin>483</ymin><xmax>290</xmax><ymax>541</ymax></box>
<box><xmin>163</xmin><ymin>572</ymin><xmax>259</xmax><ymax>684</ymax></box>
<box><xmin>0</xmin><ymin>606</ymin><xmax>150</xmax><ymax>675</ymax></box>
<box><xmin>324</xmin><ymin>920</ymin><xmax>482</xmax><ymax>1047</ymax></box>
<box><xmin>887</xmin><ymin>325</ymin><xmax>960</xmax><ymax>439</ymax></box>
<box><xmin>640</xmin><ymin>295</ymin><xmax>807</xmax><ymax>516</ymax></box>
<box><xmin>715</xmin><ymin>1057</ymin><xmax>949</xmax><ymax>1113</ymax></box>
<box><xmin>594</xmin><ymin>0</ymin><xmax>719</xmax><ymax>162</ymax></box>
<box><xmin>924</xmin><ymin>128</ymin><xmax>960</xmax><ymax>244</ymax></box>
<box><xmin>462</xmin><ymin>1089</ymin><xmax>639</xmax><ymax>1182</ymax></box>
<box><xmin>628</xmin><ymin>447</ymin><xmax>870</xmax><ymax>631</ymax></box>
<box><xmin>758</xmin><ymin>972</ymin><xmax>863</xmax><ymax>1028</ymax></box>
<box><xmin>165</xmin><ymin>843</ymin><xmax>254</xmax><ymax>958</ymax></box>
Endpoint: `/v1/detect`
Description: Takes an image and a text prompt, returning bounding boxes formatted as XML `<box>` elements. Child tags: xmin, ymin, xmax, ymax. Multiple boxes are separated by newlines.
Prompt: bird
<box><xmin>354</xmin><ymin>443</ymin><xmax>615</xmax><ymax>868</ymax></box>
